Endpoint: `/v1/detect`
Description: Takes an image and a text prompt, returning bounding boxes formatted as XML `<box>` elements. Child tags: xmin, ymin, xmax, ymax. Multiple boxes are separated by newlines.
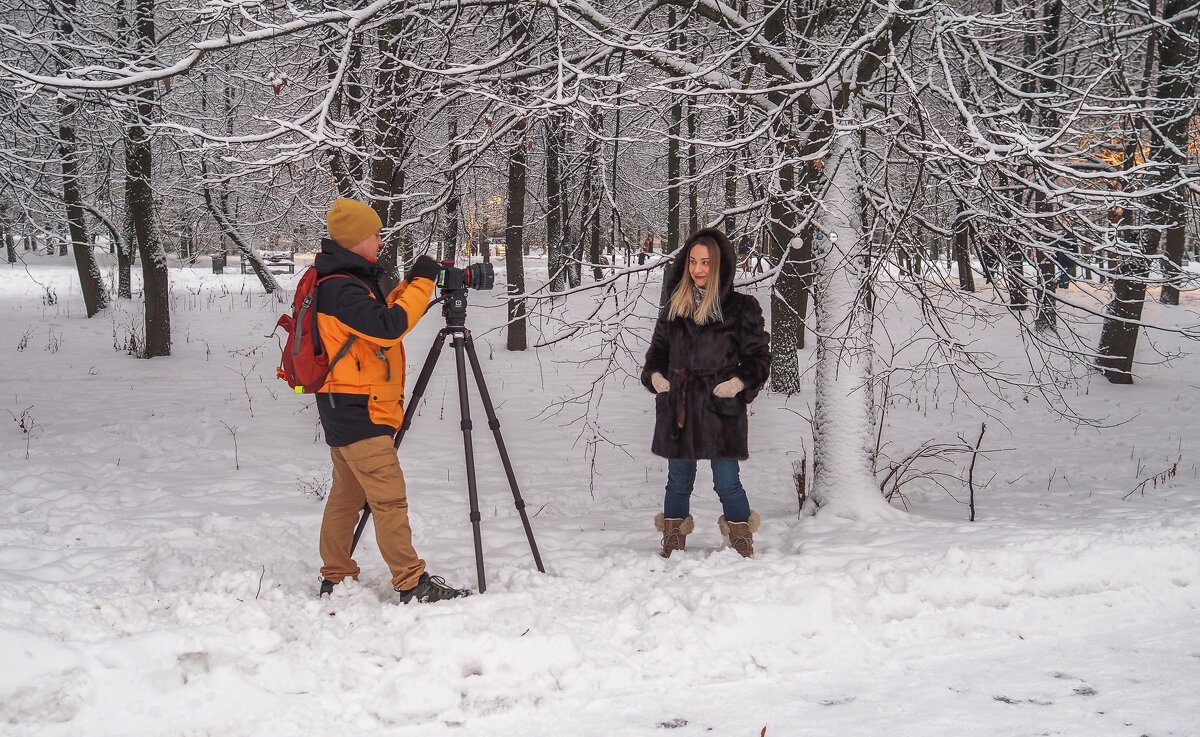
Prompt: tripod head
<box><xmin>440</xmin><ymin>287</ymin><xmax>470</xmax><ymax>327</ymax></box>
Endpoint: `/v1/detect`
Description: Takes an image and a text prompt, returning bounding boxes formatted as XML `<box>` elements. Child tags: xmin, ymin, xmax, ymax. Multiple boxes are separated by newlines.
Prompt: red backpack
<box><xmin>274</xmin><ymin>268</ymin><xmax>357</xmax><ymax>393</ymax></box>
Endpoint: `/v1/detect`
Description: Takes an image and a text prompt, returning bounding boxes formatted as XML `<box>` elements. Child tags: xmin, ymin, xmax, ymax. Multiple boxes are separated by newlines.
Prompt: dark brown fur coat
<box><xmin>640</xmin><ymin>229</ymin><xmax>771</xmax><ymax>460</ymax></box>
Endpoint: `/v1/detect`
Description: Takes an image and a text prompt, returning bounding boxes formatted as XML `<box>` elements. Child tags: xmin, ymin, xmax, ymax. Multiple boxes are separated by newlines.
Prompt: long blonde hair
<box><xmin>667</xmin><ymin>238</ymin><xmax>723</xmax><ymax>325</ymax></box>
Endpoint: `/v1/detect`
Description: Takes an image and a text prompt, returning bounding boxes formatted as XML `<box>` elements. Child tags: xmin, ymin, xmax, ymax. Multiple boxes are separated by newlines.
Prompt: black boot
<box><xmin>318</xmin><ymin>578</ymin><xmax>337</xmax><ymax>597</ymax></box>
<box><xmin>397</xmin><ymin>572</ymin><xmax>472</xmax><ymax>604</ymax></box>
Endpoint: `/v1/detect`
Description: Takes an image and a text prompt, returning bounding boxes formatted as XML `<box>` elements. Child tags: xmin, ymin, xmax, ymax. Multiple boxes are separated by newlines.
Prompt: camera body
<box><xmin>436</xmin><ymin>261</ymin><xmax>494</xmax><ymax>292</ymax></box>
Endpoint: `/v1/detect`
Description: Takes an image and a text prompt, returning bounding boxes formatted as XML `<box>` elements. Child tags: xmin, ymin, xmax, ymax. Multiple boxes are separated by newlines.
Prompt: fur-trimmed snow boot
<box><xmin>654</xmin><ymin>513</ymin><xmax>695</xmax><ymax>558</ymax></box>
<box><xmin>718</xmin><ymin>510</ymin><xmax>760</xmax><ymax>557</ymax></box>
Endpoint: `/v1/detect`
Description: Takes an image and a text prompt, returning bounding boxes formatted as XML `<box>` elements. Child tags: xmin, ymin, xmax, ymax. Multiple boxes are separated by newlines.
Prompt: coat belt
<box><xmin>671</xmin><ymin>364</ymin><xmax>738</xmax><ymax>431</ymax></box>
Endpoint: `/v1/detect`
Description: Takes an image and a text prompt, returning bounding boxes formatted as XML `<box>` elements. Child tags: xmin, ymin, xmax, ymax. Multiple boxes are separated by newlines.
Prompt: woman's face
<box><xmin>688</xmin><ymin>244</ymin><xmax>712</xmax><ymax>289</ymax></box>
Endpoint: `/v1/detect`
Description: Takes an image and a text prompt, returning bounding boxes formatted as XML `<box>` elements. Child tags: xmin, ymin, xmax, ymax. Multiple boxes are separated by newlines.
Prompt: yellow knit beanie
<box><xmin>326</xmin><ymin>198</ymin><xmax>383</xmax><ymax>249</ymax></box>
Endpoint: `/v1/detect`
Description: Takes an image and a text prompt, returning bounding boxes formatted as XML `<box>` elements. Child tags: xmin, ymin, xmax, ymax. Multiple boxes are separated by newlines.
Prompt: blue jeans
<box><xmin>663</xmin><ymin>458</ymin><xmax>750</xmax><ymax>523</ymax></box>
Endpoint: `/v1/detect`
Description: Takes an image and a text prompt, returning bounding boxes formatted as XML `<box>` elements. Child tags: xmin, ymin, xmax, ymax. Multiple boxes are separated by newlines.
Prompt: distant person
<box><xmin>641</xmin><ymin>228</ymin><xmax>771</xmax><ymax>558</ymax></box>
<box><xmin>737</xmin><ymin>237</ymin><xmax>751</xmax><ymax>272</ymax></box>
<box><xmin>314</xmin><ymin>198</ymin><xmax>471</xmax><ymax>604</ymax></box>
<box><xmin>1053</xmin><ymin>230</ymin><xmax>1077</xmax><ymax>288</ymax></box>
<box><xmin>638</xmin><ymin>235</ymin><xmax>653</xmax><ymax>265</ymax></box>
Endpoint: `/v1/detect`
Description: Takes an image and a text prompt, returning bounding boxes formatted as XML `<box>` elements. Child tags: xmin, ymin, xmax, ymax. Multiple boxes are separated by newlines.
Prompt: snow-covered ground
<box><xmin>2</xmin><ymin>251</ymin><xmax>1197</xmax><ymax>736</ymax></box>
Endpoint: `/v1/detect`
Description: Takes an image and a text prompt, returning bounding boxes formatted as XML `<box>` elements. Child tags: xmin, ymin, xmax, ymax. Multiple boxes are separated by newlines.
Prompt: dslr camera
<box><xmin>436</xmin><ymin>261</ymin><xmax>494</xmax><ymax>292</ymax></box>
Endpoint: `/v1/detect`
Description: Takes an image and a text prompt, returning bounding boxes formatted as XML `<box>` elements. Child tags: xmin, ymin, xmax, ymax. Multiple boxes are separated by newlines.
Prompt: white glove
<box><xmin>650</xmin><ymin>372</ymin><xmax>670</xmax><ymax>393</ymax></box>
<box><xmin>713</xmin><ymin>376</ymin><xmax>745</xmax><ymax>398</ymax></box>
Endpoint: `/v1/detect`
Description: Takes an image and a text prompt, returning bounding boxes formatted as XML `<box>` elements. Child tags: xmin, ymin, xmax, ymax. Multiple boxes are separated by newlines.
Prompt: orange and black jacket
<box><xmin>313</xmin><ymin>238</ymin><xmax>435</xmax><ymax>447</ymax></box>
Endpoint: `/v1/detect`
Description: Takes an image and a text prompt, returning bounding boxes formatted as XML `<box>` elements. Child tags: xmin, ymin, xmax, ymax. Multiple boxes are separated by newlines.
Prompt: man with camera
<box><xmin>313</xmin><ymin>197</ymin><xmax>471</xmax><ymax>604</ymax></box>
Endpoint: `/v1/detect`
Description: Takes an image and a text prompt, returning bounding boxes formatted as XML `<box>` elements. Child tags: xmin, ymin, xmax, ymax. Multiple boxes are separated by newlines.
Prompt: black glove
<box><xmin>408</xmin><ymin>255</ymin><xmax>441</xmax><ymax>282</ymax></box>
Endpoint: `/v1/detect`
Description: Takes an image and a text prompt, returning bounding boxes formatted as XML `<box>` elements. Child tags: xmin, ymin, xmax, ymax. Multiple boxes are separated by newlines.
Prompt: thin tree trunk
<box><xmin>765</xmin><ymin>3</ymin><xmax>802</xmax><ymax>392</ymax></box>
<box><xmin>546</xmin><ymin>115</ymin><xmax>568</xmax><ymax>293</ymax></box>
<box><xmin>1032</xmin><ymin>0</ymin><xmax>1063</xmax><ymax>332</ymax></box>
<box><xmin>371</xmin><ymin>19</ymin><xmax>413</xmax><ymax>294</ymax></box>
<box><xmin>687</xmin><ymin>99</ymin><xmax>699</xmax><ymax>234</ymax></box>
<box><xmin>1154</xmin><ymin>0</ymin><xmax>1196</xmax><ymax>306</ymax></box>
<box><xmin>723</xmin><ymin>104</ymin><xmax>739</xmax><ymax>235</ymax></box>
<box><xmin>506</xmin><ymin>120</ymin><xmax>528</xmax><ymax>351</ymax></box>
<box><xmin>126</xmin><ymin>0</ymin><xmax>170</xmax><ymax>357</ymax></box>
<box><xmin>443</xmin><ymin>116</ymin><xmax>461</xmax><ymax>264</ymax></box>
<box><xmin>1033</xmin><ymin>190</ymin><xmax>1057</xmax><ymax>331</ymax></box>
<box><xmin>954</xmin><ymin>203</ymin><xmax>975</xmax><ymax>292</ymax></box>
<box><xmin>117</xmin><ymin>207</ymin><xmax>133</xmax><ymax>299</ymax></box>
<box><xmin>610</xmin><ymin>98</ymin><xmax>623</xmax><ymax>265</ymax></box>
<box><xmin>661</xmin><ymin>8</ymin><xmax>683</xmax><ymax>306</ymax></box>
<box><xmin>582</xmin><ymin>109</ymin><xmax>603</xmax><ymax>283</ymax></box>
<box><xmin>57</xmin><ymin>0</ymin><xmax>107</xmax><ymax>317</ymax></box>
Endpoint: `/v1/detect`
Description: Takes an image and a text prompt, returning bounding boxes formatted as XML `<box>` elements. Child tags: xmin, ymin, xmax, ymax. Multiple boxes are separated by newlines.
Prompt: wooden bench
<box><xmin>242</xmin><ymin>250</ymin><xmax>295</xmax><ymax>274</ymax></box>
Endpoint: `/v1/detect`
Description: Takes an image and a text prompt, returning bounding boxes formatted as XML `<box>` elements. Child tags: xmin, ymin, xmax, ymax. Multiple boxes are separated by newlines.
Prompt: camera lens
<box><xmin>466</xmin><ymin>263</ymin><xmax>495</xmax><ymax>291</ymax></box>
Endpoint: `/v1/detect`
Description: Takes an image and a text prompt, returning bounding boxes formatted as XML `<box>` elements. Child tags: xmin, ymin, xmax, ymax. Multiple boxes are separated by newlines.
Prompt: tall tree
<box><xmin>1152</xmin><ymin>0</ymin><xmax>1198</xmax><ymax>307</ymax></box>
<box><xmin>506</xmin><ymin>116</ymin><xmax>529</xmax><ymax>351</ymax></box>
<box><xmin>125</xmin><ymin>0</ymin><xmax>170</xmax><ymax>356</ymax></box>
<box><xmin>1096</xmin><ymin>0</ymin><xmax>1198</xmax><ymax>381</ymax></box>
<box><xmin>56</xmin><ymin>0</ymin><xmax>108</xmax><ymax>317</ymax></box>
<box><xmin>545</xmin><ymin>115</ymin><xmax>569</xmax><ymax>293</ymax></box>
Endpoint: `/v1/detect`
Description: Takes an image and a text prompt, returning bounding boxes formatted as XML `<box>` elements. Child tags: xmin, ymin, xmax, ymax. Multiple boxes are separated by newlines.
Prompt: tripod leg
<box><xmin>394</xmin><ymin>328</ymin><xmax>451</xmax><ymax>450</ymax></box>
<box><xmin>452</xmin><ymin>333</ymin><xmax>488</xmax><ymax>594</ymax></box>
<box><xmin>350</xmin><ymin>330</ymin><xmax>449</xmax><ymax>558</ymax></box>
<box><xmin>349</xmin><ymin>502</ymin><xmax>371</xmax><ymax>556</ymax></box>
<box><xmin>462</xmin><ymin>333</ymin><xmax>546</xmax><ymax>573</ymax></box>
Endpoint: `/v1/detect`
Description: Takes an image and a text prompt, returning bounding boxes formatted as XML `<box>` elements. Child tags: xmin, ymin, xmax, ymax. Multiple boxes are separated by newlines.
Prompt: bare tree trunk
<box><xmin>1096</xmin><ymin>206</ymin><xmax>1147</xmax><ymax>383</ymax></box>
<box><xmin>954</xmin><ymin>203</ymin><xmax>975</xmax><ymax>292</ymax></box>
<box><xmin>581</xmin><ymin>109</ymin><xmax>603</xmax><ymax>283</ymax></box>
<box><xmin>1097</xmin><ymin>119</ymin><xmax>1152</xmax><ymax>384</ymax></box>
<box><xmin>57</xmin><ymin>0</ymin><xmax>108</xmax><ymax>317</ymax></box>
<box><xmin>610</xmin><ymin>97</ymin><xmax>624</xmax><ymax>265</ymax></box>
<box><xmin>660</xmin><ymin>8</ymin><xmax>683</xmax><ymax>306</ymax></box>
<box><xmin>545</xmin><ymin>115</ymin><xmax>568</xmax><ymax>293</ymax></box>
<box><xmin>506</xmin><ymin>118</ymin><xmax>528</xmax><ymax>351</ymax></box>
<box><xmin>1031</xmin><ymin>0</ymin><xmax>1063</xmax><ymax>332</ymax></box>
<box><xmin>765</xmin><ymin>3</ymin><xmax>802</xmax><ymax>393</ymax></box>
<box><xmin>588</xmin><ymin>125</ymin><xmax>603</xmax><ymax>283</ymax></box>
<box><xmin>687</xmin><ymin>99</ymin><xmax>699</xmax><ymax>234</ymax></box>
<box><xmin>810</xmin><ymin>129</ymin><xmax>893</xmax><ymax>518</ymax></box>
<box><xmin>371</xmin><ymin>19</ymin><xmax>414</xmax><ymax>294</ymax></box>
<box><xmin>1032</xmin><ymin>190</ymin><xmax>1057</xmax><ymax>332</ymax></box>
<box><xmin>443</xmin><ymin>116</ymin><xmax>461</xmax><ymax>264</ymax></box>
<box><xmin>1095</xmin><ymin>1</ymin><xmax>1193</xmax><ymax>380</ymax></box>
<box><xmin>117</xmin><ymin>207</ymin><xmax>133</xmax><ymax>299</ymax></box>
<box><xmin>723</xmin><ymin>104</ymin><xmax>739</xmax><ymax>235</ymax></box>
<box><xmin>4</xmin><ymin>229</ymin><xmax>15</xmax><ymax>264</ymax></box>
<box><xmin>1154</xmin><ymin>0</ymin><xmax>1196</xmax><ymax>306</ymax></box>
<box><xmin>126</xmin><ymin>0</ymin><xmax>170</xmax><ymax>357</ymax></box>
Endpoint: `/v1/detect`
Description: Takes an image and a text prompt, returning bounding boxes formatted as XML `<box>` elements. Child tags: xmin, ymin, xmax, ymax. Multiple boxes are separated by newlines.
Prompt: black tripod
<box><xmin>347</xmin><ymin>285</ymin><xmax>545</xmax><ymax>593</ymax></box>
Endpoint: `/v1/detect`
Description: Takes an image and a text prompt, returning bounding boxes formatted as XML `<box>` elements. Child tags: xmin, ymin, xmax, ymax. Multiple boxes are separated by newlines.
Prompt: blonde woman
<box><xmin>641</xmin><ymin>228</ymin><xmax>771</xmax><ymax>557</ymax></box>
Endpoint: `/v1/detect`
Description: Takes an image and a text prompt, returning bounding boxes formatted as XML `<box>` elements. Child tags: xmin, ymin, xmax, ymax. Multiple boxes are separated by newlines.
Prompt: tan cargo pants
<box><xmin>319</xmin><ymin>435</ymin><xmax>426</xmax><ymax>591</ymax></box>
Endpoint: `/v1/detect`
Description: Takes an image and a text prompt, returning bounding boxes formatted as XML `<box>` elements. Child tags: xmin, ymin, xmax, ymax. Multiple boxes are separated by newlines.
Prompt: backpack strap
<box><xmin>312</xmin><ymin>272</ymin><xmax>373</xmax><ymax>403</ymax></box>
<box><xmin>317</xmin><ymin>272</ymin><xmax>374</xmax><ymax>293</ymax></box>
